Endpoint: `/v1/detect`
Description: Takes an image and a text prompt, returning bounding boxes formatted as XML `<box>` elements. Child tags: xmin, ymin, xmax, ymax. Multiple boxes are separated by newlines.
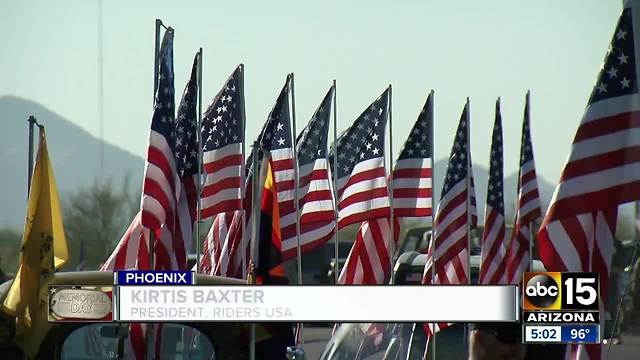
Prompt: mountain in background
<box><xmin>0</xmin><ymin>96</ymin><xmax>144</xmax><ymax>228</ymax></box>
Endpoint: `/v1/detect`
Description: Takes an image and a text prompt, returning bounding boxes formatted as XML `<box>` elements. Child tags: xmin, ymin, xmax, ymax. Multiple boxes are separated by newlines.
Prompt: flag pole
<box><xmin>388</xmin><ymin>84</ymin><xmax>395</xmax><ymax>285</ymax></box>
<box><xmin>249</xmin><ymin>140</ymin><xmax>260</xmax><ymax>360</ymax></box>
<box><xmin>27</xmin><ymin>115</ymin><xmax>38</xmax><ymax>196</ymax></box>
<box><xmin>289</xmin><ymin>74</ymin><xmax>305</xmax><ymax>347</ymax></box>
<box><xmin>153</xmin><ymin>19</ymin><xmax>162</xmax><ymax>104</ymax></box>
<box><xmin>464</xmin><ymin>97</ymin><xmax>472</xmax><ymax>358</ymax></box>
<box><xmin>332</xmin><ymin>79</ymin><xmax>339</xmax><ymax>284</ymax></box>
<box><xmin>526</xmin><ymin>90</ymin><xmax>534</xmax><ymax>271</ymax></box>
<box><xmin>633</xmin><ymin>201</ymin><xmax>640</xmax><ymax>242</ymax></box>
<box><xmin>289</xmin><ymin>73</ymin><xmax>303</xmax><ymax>286</ymax></box>
<box><xmin>429</xmin><ymin>90</ymin><xmax>435</xmax><ymax>224</ymax></box>
<box><xmin>149</xmin><ymin>19</ymin><xmax>163</xmax><ymax>269</ymax></box>
<box><xmin>195</xmin><ymin>47</ymin><xmax>203</xmax><ymax>277</ymax></box>
<box><xmin>250</xmin><ymin>140</ymin><xmax>260</xmax><ymax>275</ymax></box>
<box><xmin>429</xmin><ymin>89</ymin><xmax>437</xmax><ymax>360</ymax></box>
<box><xmin>465</xmin><ymin>97</ymin><xmax>472</xmax><ymax>282</ymax></box>
<box><xmin>240</xmin><ymin>64</ymin><xmax>248</xmax><ymax>280</ymax></box>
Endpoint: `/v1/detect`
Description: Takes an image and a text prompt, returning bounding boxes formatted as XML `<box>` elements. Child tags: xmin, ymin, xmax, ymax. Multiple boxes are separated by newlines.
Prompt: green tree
<box><xmin>62</xmin><ymin>178</ymin><xmax>138</xmax><ymax>270</ymax></box>
<box><xmin>0</xmin><ymin>227</ymin><xmax>21</xmax><ymax>279</ymax></box>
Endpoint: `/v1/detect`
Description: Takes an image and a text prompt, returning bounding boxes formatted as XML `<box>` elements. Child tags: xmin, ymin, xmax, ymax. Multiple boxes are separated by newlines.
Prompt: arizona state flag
<box><xmin>1</xmin><ymin>129</ymin><xmax>68</xmax><ymax>357</ymax></box>
<box><xmin>251</xmin><ymin>154</ymin><xmax>294</xmax><ymax>358</ymax></box>
<box><xmin>254</xmin><ymin>155</ymin><xmax>287</xmax><ymax>285</ymax></box>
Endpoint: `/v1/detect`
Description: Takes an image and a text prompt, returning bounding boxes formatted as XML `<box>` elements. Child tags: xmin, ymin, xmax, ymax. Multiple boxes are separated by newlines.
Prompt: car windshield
<box><xmin>61</xmin><ymin>323</ymin><xmax>214</xmax><ymax>360</ymax></box>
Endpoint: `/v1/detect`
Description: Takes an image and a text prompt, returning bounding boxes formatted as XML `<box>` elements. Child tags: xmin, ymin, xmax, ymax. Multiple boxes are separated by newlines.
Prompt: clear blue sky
<box><xmin>0</xmin><ymin>0</ymin><xmax>622</xmax><ymax>184</ymax></box>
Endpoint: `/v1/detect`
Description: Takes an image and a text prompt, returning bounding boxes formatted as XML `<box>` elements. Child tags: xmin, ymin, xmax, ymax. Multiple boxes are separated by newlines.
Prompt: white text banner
<box><xmin>116</xmin><ymin>285</ymin><xmax>518</xmax><ymax>322</ymax></box>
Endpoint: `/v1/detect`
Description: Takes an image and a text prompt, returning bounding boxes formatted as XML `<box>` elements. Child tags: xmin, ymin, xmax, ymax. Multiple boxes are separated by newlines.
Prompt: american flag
<box><xmin>422</xmin><ymin>100</ymin><xmax>474</xmax><ymax>335</ymax></box>
<box><xmin>140</xmin><ymin>30</ymin><xmax>197</xmax><ymax>270</ymax></box>
<box><xmin>172</xmin><ymin>53</ymin><xmax>200</xmax><ymax>246</ymax></box>
<box><xmin>201</xmin><ymin>134</ymin><xmax>264</xmax><ymax>278</ymax></box>
<box><xmin>339</xmin><ymin>91</ymin><xmax>433</xmax><ymax>286</ymax></box>
<box><xmin>506</xmin><ymin>92</ymin><xmax>542</xmax><ymax>284</ymax></box>
<box><xmin>210</xmin><ymin>210</ymin><xmax>245</xmax><ymax>278</ymax></box>
<box><xmin>478</xmin><ymin>99</ymin><xmax>507</xmax><ymax>285</ymax></box>
<box><xmin>280</xmin><ymin>86</ymin><xmax>336</xmax><ymax>259</ymax></box>
<box><xmin>391</xmin><ymin>91</ymin><xmax>433</xmax><ymax>218</ymax></box>
<box><xmin>338</xmin><ymin>217</ymin><xmax>399</xmax><ymax>284</ymax></box>
<box><xmin>537</xmin><ymin>4</ymin><xmax>640</xmax><ymax>359</ymax></box>
<box><xmin>329</xmin><ymin>88</ymin><xmax>390</xmax><ymax>229</ymax></box>
<box><xmin>101</xmin><ymin>212</ymin><xmax>150</xmax><ymax>360</ymax></box>
<box><xmin>101</xmin><ymin>212</ymin><xmax>149</xmax><ymax>271</ymax></box>
<box><xmin>199</xmin><ymin>211</ymin><xmax>234</xmax><ymax>274</ymax></box>
<box><xmin>200</xmin><ymin>76</ymin><xmax>293</xmax><ymax>278</ymax></box>
<box><xmin>255</xmin><ymin>75</ymin><xmax>295</xmax><ymax>257</ymax></box>
<box><xmin>200</xmin><ymin>66</ymin><xmax>244</xmax><ymax>219</ymax></box>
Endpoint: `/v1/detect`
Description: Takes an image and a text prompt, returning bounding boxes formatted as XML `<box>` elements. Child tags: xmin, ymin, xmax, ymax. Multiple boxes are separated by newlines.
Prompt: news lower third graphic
<box><xmin>522</xmin><ymin>272</ymin><xmax>601</xmax><ymax>344</ymax></box>
<box><xmin>48</xmin><ymin>270</ymin><xmax>520</xmax><ymax>323</ymax></box>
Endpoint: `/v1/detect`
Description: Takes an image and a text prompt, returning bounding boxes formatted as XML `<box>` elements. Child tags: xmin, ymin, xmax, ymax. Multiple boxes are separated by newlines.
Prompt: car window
<box><xmin>61</xmin><ymin>323</ymin><xmax>215</xmax><ymax>360</ymax></box>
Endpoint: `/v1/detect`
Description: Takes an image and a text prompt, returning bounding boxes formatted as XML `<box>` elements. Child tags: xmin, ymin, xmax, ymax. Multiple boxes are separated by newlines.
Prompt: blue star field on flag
<box><xmin>150</xmin><ymin>29</ymin><xmax>176</xmax><ymax>152</ymax></box>
<box><xmin>397</xmin><ymin>93</ymin><xmax>433</xmax><ymax>161</ymax></box>
<box><xmin>486</xmin><ymin>100</ymin><xmax>504</xmax><ymax>214</ymax></box>
<box><xmin>175</xmin><ymin>55</ymin><xmax>199</xmax><ymax>178</ymax></box>
<box><xmin>259</xmin><ymin>76</ymin><xmax>292</xmax><ymax>153</ymax></box>
<box><xmin>329</xmin><ymin>88</ymin><xmax>389</xmax><ymax>179</ymax></box>
<box><xmin>441</xmin><ymin>102</ymin><xmax>470</xmax><ymax>197</ymax></box>
<box><xmin>589</xmin><ymin>8</ymin><xmax>637</xmax><ymax>104</ymax></box>
<box><xmin>296</xmin><ymin>86</ymin><xmax>334</xmax><ymax>166</ymax></box>
<box><xmin>201</xmin><ymin>66</ymin><xmax>243</xmax><ymax>153</ymax></box>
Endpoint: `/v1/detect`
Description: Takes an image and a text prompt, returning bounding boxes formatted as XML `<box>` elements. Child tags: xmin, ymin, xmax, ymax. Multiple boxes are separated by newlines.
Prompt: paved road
<box><xmin>301</xmin><ymin>326</ymin><xmax>333</xmax><ymax>359</ymax></box>
<box><xmin>300</xmin><ymin>327</ymin><xmax>640</xmax><ymax>360</ymax></box>
<box><xmin>606</xmin><ymin>334</ymin><xmax>640</xmax><ymax>359</ymax></box>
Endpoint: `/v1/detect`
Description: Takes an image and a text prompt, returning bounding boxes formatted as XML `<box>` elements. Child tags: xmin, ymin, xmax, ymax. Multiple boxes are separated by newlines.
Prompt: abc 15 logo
<box><xmin>523</xmin><ymin>272</ymin><xmax>599</xmax><ymax>311</ymax></box>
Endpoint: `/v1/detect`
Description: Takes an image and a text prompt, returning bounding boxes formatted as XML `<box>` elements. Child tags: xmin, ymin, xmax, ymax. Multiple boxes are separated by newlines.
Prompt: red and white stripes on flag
<box><xmin>268</xmin><ymin>147</ymin><xmax>296</xmax><ymax>258</ymax></box>
<box><xmin>280</xmin><ymin>158</ymin><xmax>336</xmax><ymax>258</ymax></box>
<box><xmin>212</xmin><ymin>210</ymin><xmax>246</xmax><ymax>278</ymax></box>
<box><xmin>338</xmin><ymin>217</ymin><xmax>399</xmax><ymax>284</ymax></box>
<box><xmin>538</xmin><ymin>3</ymin><xmax>640</xmax><ymax>359</ymax></box>
<box><xmin>542</xmin><ymin>209</ymin><xmax>617</xmax><ymax>360</ymax></box>
<box><xmin>507</xmin><ymin>92</ymin><xmax>542</xmax><ymax>284</ymax></box>
<box><xmin>391</xmin><ymin>92</ymin><xmax>433</xmax><ymax>219</ymax></box>
<box><xmin>281</xmin><ymin>86</ymin><xmax>336</xmax><ymax>259</ymax></box>
<box><xmin>200</xmin><ymin>76</ymin><xmax>293</xmax><ymax>278</ymax></box>
<box><xmin>198</xmin><ymin>210</ymin><xmax>247</xmax><ymax>278</ymax></box>
<box><xmin>479</xmin><ymin>99</ymin><xmax>507</xmax><ymax>285</ymax></box>
<box><xmin>101</xmin><ymin>212</ymin><xmax>149</xmax><ymax>271</ymax></box>
<box><xmin>201</xmin><ymin>143</ymin><xmax>243</xmax><ymax>218</ymax></box>
<box><xmin>140</xmin><ymin>31</ymin><xmax>195</xmax><ymax>271</ymax></box>
<box><xmin>421</xmin><ymin>101</ymin><xmax>473</xmax><ymax>336</ymax></box>
<box><xmin>330</xmin><ymin>88</ymin><xmax>391</xmax><ymax>229</ymax></box>
<box><xmin>423</xmin><ymin>101</ymin><xmax>473</xmax><ymax>287</ymax></box>
<box><xmin>199</xmin><ymin>211</ymin><xmax>234</xmax><ymax>274</ymax></box>
<box><xmin>252</xmin><ymin>76</ymin><xmax>296</xmax><ymax>262</ymax></box>
<box><xmin>101</xmin><ymin>212</ymin><xmax>150</xmax><ymax>360</ymax></box>
<box><xmin>200</xmin><ymin>66</ymin><xmax>244</xmax><ymax>219</ymax></box>
<box><xmin>392</xmin><ymin>158</ymin><xmax>433</xmax><ymax>217</ymax></box>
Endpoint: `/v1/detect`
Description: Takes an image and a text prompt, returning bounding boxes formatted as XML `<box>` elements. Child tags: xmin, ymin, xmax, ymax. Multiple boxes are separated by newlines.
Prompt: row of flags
<box><xmin>97</xmin><ymin>2</ymin><xmax>640</xmax><ymax>358</ymax></box>
<box><xmin>1</xmin><ymin>2</ymin><xmax>638</xmax><ymax>358</ymax></box>
<box><xmin>100</xmin><ymin>23</ymin><xmax>546</xmax><ymax>290</ymax></box>
<box><xmin>423</xmin><ymin>3</ymin><xmax>640</xmax><ymax>360</ymax></box>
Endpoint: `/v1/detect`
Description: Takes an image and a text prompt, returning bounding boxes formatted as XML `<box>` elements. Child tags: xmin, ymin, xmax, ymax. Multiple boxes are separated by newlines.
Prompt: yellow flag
<box><xmin>1</xmin><ymin>129</ymin><xmax>68</xmax><ymax>358</ymax></box>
